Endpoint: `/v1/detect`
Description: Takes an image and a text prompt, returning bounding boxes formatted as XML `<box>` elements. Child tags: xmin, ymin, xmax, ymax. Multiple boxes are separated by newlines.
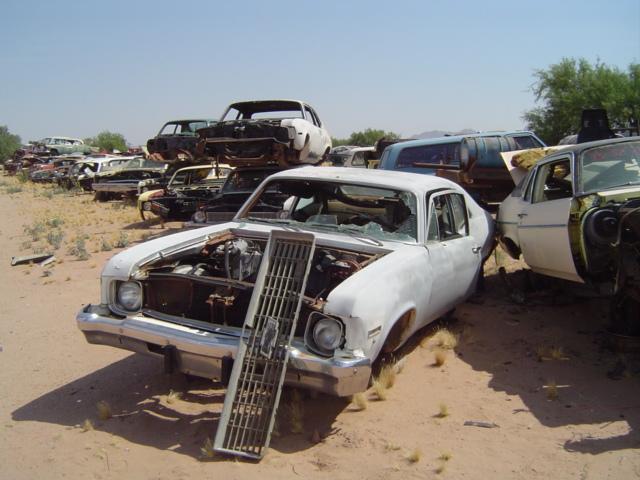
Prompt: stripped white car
<box><xmin>77</xmin><ymin>167</ymin><xmax>493</xmax><ymax>396</ymax></box>
<box><xmin>197</xmin><ymin>100</ymin><xmax>332</xmax><ymax>166</ymax></box>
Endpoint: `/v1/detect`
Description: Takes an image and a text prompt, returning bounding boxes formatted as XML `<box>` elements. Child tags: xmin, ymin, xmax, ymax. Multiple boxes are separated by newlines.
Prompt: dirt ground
<box><xmin>1</xmin><ymin>176</ymin><xmax>639</xmax><ymax>480</ymax></box>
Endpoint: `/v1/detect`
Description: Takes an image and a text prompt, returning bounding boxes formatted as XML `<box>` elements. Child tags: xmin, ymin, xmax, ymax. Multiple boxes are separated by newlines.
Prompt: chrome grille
<box><xmin>214</xmin><ymin>230</ymin><xmax>315</xmax><ymax>459</ymax></box>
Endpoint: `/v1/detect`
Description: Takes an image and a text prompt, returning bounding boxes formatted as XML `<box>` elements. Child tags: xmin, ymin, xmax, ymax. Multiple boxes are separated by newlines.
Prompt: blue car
<box><xmin>378</xmin><ymin>131</ymin><xmax>545</xmax><ymax>204</ymax></box>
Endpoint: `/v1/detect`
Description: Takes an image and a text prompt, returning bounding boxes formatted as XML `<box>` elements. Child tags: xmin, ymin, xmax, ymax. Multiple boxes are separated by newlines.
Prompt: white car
<box><xmin>77</xmin><ymin>167</ymin><xmax>493</xmax><ymax>396</ymax></box>
<box><xmin>197</xmin><ymin>100</ymin><xmax>332</xmax><ymax>166</ymax></box>
<box><xmin>497</xmin><ymin>137</ymin><xmax>640</xmax><ymax>332</ymax></box>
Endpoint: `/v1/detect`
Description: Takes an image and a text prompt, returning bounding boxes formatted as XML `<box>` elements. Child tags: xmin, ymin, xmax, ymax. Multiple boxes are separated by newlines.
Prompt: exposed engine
<box><xmin>140</xmin><ymin>233</ymin><xmax>379</xmax><ymax>334</ymax></box>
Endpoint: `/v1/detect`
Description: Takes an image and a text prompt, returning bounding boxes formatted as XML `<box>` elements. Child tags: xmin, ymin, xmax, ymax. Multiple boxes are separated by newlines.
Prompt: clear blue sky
<box><xmin>1</xmin><ymin>0</ymin><xmax>638</xmax><ymax>145</ymax></box>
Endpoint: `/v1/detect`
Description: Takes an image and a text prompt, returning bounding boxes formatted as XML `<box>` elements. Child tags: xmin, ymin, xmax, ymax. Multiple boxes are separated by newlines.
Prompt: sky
<box><xmin>0</xmin><ymin>0</ymin><xmax>638</xmax><ymax>146</ymax></box>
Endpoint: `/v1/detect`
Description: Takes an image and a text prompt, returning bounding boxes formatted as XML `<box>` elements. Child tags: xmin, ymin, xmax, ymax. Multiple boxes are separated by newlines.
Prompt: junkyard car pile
<box><xmin>4</xmin><ymin>99</ymin><xmax>639</xmax><ymax>459</ymax></box>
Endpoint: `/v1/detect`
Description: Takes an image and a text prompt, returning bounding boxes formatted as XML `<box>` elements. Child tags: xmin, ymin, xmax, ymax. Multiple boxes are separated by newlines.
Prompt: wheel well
<box><xmin>382</xmin><ymin>309</ymin><xmax>416</xmax><ymax>354</ymax></box>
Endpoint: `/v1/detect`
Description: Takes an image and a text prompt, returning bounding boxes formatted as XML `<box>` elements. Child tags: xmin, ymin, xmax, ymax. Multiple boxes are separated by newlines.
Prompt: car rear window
<box><xmin>397</xmin><ymin>143</ymin><xmax>460</xmax><ymax>168</ymax></box>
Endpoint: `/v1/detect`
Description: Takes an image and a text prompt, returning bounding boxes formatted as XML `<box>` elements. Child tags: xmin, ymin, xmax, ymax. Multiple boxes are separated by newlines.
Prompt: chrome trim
<box><xmin>518</xmin><ymin>224</ymin><xmax>566</xmax><ymax>229</ymax></box>
<box><xmin>76</xmin><ymin>305</ymin><xmax>371</xmax><ymax>396</ymax></box>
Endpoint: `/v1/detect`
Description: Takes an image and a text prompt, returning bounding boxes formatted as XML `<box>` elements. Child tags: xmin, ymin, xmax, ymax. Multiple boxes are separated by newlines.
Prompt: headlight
<box><xmin>309</xmin><ymin>316</ymin><xmax>344</xmax><ymax>356</ymax></box>
<box><xmin>116</xmin><ymin>281</ymin><xmax>142</xmax><ymax>311</ymax></box>
<box><xmin>193</xmin><ymin>210</ymin><xmax>206</xmax><ymax>223</ymax></box>
<box><xmin>143</xmin><ymin>201</ymin><xmax>151</xmax><ymax>211</ymax></box>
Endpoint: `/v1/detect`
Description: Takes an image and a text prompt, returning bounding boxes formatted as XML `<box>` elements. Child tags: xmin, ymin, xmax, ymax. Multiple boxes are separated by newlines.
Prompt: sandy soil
<box><xmin>1</xmin><ymin>176</ymin><xmax>639</xmax><ymax>480</ymax></box>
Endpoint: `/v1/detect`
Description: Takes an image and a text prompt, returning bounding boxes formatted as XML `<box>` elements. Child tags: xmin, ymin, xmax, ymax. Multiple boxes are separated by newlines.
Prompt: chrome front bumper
<box><xmin>76</xmin><ymin>304</ymin><xmax>371</xmax><ymax>397</ymax></box>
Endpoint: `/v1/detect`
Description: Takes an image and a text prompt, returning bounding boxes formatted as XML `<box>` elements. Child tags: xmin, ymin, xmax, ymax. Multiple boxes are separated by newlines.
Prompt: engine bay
<box><xmin>139</xmin><ymin>232</ymin><xmax>382</xmax><ymax>334</ymax></box>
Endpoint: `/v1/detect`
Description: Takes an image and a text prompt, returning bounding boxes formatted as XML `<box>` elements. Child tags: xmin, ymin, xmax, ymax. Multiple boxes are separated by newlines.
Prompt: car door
<box><xmin>303</xmin><ymin>105</ymin><xmax>326</xmax><ymax>160</ymax></box>
<box><xmin>426</xmin><ymin>191</ymin><xmax>482</xmax><ymax>311</ymax></box>
<box><xmin>516</xmin><ymin>155</ymin><xmax>583</xmax><ymax>282</ymax></box>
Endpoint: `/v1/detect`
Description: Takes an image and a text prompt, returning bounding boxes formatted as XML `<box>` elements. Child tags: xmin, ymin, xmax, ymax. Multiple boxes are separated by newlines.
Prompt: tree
<box><xmin>84</xmin><ymin>131</ymin><xmax>128</xmax><ymax>153</ymax></box>
<box><xmin>0</xmin><ymin>126</ymin><xmax>22</xmax><ymax>164</ymax></box>
<box><xmin>332</xmin><ymin>128</ymin><xmax>400</xmax><ymax>147</ymax></box>
<box><xmin>523</xmin><ymin>58</ymin><xmax>639</xmax><ymax>145</ymax></box>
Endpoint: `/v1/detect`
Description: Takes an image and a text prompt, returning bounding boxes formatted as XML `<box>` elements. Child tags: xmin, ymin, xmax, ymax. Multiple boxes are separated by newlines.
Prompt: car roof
<box><xmin>267</xmin><ymin>166</ymin><xmax>462</xmax><ymax>194</ymax></box>
<box><xmin>165</xmin><ymin>119</ymin><xmax>216</xmax><ymax>124</ymax></box>
<box><xmin>544</xmin><ymin>136</ymin><xmax>640</xmax><ymax>157</ymax></box>
<box><xmin>384</xmin><ymin>131</ymin><xmax>538</xmax><ymax>153</ymax></box>
<box><xmin>226</xmin><ymin>100</ymin><xmax>306</xmax><ymax>114</ymax></box>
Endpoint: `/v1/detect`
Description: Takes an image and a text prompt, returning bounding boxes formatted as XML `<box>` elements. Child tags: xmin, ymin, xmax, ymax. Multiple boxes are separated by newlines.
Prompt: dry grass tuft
<box><xmin>385</xmin><ymin>442</ymin><xmax>402</xmax><ymax>452</ymax></box>
<box><xmin>545</xmin><ymin>381</ymin><xmax>559</xmax><ymax>400</ymax></box>
<box><xmin>435</xmin><ymin>463</ymin><xmax>447</xmax><ymax>474</ymax></box>
<box><xmin>166</xmin><ymin>390</ymin><xmax>182</xmax><ymax>404</ymax></box>
<box><xmin>200</xmin><ymin>437</ymin><xmax>216</xmax><ymax>460</ymax></box>
<box><xmin>351</xmin><ymin>392</ymin><xmax>368</xmax><ymax>411</ymax></box>
<box><xmin>372</xmin><ymin>379</ymin><xmax>388</xmax><ymax>401</ymax></box>
<box><xmin>96</xmin><ymin>400</ymin><xmax>112</xmax><ymax>420</ymax></box>
<box><xmin>437</xmin><ymin>403</ymin><xmax>449</xmax><ymax>418</ymax></box>
<box><xmin>432</xmin><ymin>329</ymin><xmax>458</xmax><ymax>350</ymax></box>
<box><xmin>439</xmin><ymin>452</ymin><xmax>452</xmax><ymax>461</ymax></box>
<box><xmin>81</xmin><ymin>419</ymin><xmax>94</xmax><ymax>432</ymax></box>
<box><xmin>379</xmin><ymin>364</ymin><xmax>397</xmax><ymax>389</ymax></box>
<box><xmin>433</xmin><ymin>348</ymin><xmax>448</xmax><ymax>366</ymax></box>
<box><xmin>406</xmin><ymin>448</ymin><xmax>422</xmax><ymax>463</ymax></box>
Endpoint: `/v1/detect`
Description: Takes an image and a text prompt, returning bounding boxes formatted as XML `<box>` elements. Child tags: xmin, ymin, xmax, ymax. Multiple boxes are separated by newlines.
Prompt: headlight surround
<box><xmin>305</xmin><ymin>313</ymin><xmax>344</xmax><ymax>357</ymax></box>
<box><xmin>116</xmin><ymin>281</ymin><xmax>142</xmax><ymax>312</ymax></box>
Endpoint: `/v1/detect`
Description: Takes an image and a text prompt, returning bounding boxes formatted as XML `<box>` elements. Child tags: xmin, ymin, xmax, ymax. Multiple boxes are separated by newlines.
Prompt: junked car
<box><xmin>328</xmin><ymin>146</ymin><xmax>377</xmax><ymax>168</ymax></box>
<box><xmin>196</xmin><ymin>100</ymin><xmax>332</xmax><ymax>166</ymax></box>
<box><xmin>77</xmin><ymin>167</ymin><xmax>493</xmax><ymax>396</ymax></box>
<box><xmin>138</xmin><ymin>163</ymin><xmax>232</xmax><ymax>221</ymax></box>
<box><xmin>92</xmin><ymin>158</ymin><xmax>167</xmax><ymax>201</ymax></box>
<box><xmin>147</xmin><ymin>119</ymin><xmax>216</xmax><ymax>162</ymax></box>
<box><xmin>497</xmin><ymin>137</ymin><xmax>640</xmax><ymax>333</ymax></box>
<box><xmin>34</xmin><ymin>136</ymin><xmax>93</xmax><ymax>156</ymax></box>
<box><xmin>189</xmin><ymin>166</ymin><xmax>285</xmax><ymax>225</ymax></box>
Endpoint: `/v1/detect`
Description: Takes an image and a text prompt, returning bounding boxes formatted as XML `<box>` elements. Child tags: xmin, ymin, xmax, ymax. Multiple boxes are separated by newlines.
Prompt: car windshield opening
<box><xmin>239</xmin><ymin>179</ymin><xmax>418</xmax><ymax>242</ymax></box>
<box><xmin>580</xmin><ymin>141</ymin><xmax>640</xmax><ymax>192</ymax></box>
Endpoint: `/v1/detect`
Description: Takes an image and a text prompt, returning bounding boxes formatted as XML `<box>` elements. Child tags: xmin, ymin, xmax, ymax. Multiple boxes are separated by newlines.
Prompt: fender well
<box><xmin>382</xmin><ymin>309</ymin><xmax>416</xmax><ymax>354</ymax></box>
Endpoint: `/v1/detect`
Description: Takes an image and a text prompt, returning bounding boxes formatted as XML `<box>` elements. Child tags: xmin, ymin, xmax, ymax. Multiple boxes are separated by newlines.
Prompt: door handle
<box><xmin>472</xmin><ymin>246</ymin><xmax>482</xmax><ymax>254</ymax></box>
<box><xmin>517</xmin><ymin>213</ymin><xmax>528</xmax><ymax>218</ymax></box>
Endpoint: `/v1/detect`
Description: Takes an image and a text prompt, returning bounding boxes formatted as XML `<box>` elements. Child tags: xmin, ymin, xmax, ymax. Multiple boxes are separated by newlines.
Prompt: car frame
<box><xmin>77</xmin><ymin>167</ymin><xmax>493</xmax><ymax>396</ymax></box>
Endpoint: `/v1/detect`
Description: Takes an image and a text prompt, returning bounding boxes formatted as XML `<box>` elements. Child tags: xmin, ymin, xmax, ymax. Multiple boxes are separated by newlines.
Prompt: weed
<box><xmin>437</xmin><ymin>403</ymin><xmax>449</xmax><ymax>418</ymax></box>
<box><xmin>166</xmin><ymin>390</ymin><xmax>182</xmax><ymax>404</ymax></box>
<box><xmin>351</xmin><ymin>392</ymin><xmax>368</xmax><ymax>411</ymax></box>
<box><xmin>100</xmin><ymin>237</ymin><xmax>113</xmax><ymax>252</ymax></box>
<box><xmin>16</xmin><ymin>171</ymin><xmax>28</xmax><ymax>183</ymax></box>
<box><xmin>433</xmin><ymin>348</ymin><xmax>448</xmax><ymax>366</ymax></box>
<box><xmin>6</xmin><ymin>185</ymin><xmax>23</xmax><ymax>194</ymax></box>
<box><xmin>439</xmin><ymin>452</ymin><xmax>452</xmax><ymax>461</ymax></box>
<box><xmin>432</xmin><ymin>328</ymin><xmax>458</xmax><ymax>350</ymax></box>
<box><xmin>544</xmin><ymin>381</ymin><xmax>559</xmax><ymax>400</ymax></box>
<box><xmin>372</xmin><ymin>379</ymin><xmax>388</xmax><ymax>401</ymax></box>
<box><xmin>42</xmin><ymin>190</ymin><xmax>54</xmax><ymax>199</ymax></box>
<box><xmin>384</xmin><ymin>442</ymin><xmax>402</xmax><ymax>452</ymax></box>
<box><xmin>65</xmin><ymin>276</ymin><xmax>71</xmax><ymax>281</ymax></box>
<box><xmin>21</xmin><ymin>240</ymin><xmax>32</xmax><ymax>250</ymax></box>
<box><xmin>114</xmin><ymin>231</ymin><xmax>129</xmax><ymax>249</ymax></box>
<box><xmin>96</xmin><ymin>400</ymin><xmax>112</xmax><ymax>420</ymax></box>
<box><xmin>68</xmin><ymin>237</ymin><xmax>90</xmax><ymax>260</ymax></box>
<box><xmin>46</xmin><ymin>217</ymin><xmax>64</xmax><ymax>228</ymax></box>
<box><xmin>46</xmin><ymin>230</ymin><xmax>64</xmax><ymax>250</ymax></box>
<box><xmin>435</xmin><ymin>463</ymin><xmax>446</xmax><ymax>474</ymax></box>
<box><xmin>24</xmin><ymin>221</ymin><xmax>46</xmax><ymax>241</ymax></box>
<box><xmin>200</xmin><ymin>437</ymin><xmax>216</xmax><ymax>460</ymax></box>
<box><xmin>406</xmin><ymin>448</ymin><xmax>422</xmax><ymax>464</ymax></box>
<box><xmin>81</xmin><ymin>419</ymin><xmax>94</xmax><ymax>432</ymax></box>
<box><xmin>379</xmin><ymin>364</ymin><xmax>397</xmax><ymax>389</ymax></box>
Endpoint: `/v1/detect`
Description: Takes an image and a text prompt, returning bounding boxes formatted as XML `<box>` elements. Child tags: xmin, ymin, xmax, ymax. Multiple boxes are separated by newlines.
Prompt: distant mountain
<box><xmin>410</xmin><ymin>128</ymin><xmax>477</xmax><ymax>139</ymax></box>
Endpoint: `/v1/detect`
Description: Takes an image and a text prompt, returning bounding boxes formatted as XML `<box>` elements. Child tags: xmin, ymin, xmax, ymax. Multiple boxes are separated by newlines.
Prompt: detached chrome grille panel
<box><xmin>214</xmin><ymin>230</ymin><xmax>315</xmax><ymax>459</ymax></box>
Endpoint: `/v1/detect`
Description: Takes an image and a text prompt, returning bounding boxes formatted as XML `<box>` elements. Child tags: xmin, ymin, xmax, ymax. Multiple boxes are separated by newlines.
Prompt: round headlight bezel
<box><xmin>193</xmin><ymin>210</ymin><xmax>206</xmax><ymax>223</ymax></box>
<box><xmin>305</xmin><ymin>313</ymin><xmax>344</xmax><ymax>357</ymax></box>
<box><xmin>116</xmin><ymin>281</ymin><xmax>142</xmax><ymax>312</ymax></box>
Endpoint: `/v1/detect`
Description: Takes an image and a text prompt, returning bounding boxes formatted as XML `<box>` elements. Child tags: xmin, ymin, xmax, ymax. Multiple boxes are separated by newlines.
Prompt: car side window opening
<box><xmin>531</xmin><ymin>158</ymin><xmax>573</xmax><ymax>203</ymax></box>
<box><xmin>512</xmin><ymin>135</ymin><xmax>543</xmax><ymax>150</ymax></box>
<box><xmin>427</xmin><ymin>193</ymin><xmax>468</xmax><ymax>241</ymax></box>
<box><xmin>352</xmin><ymin>152</ymin><xmax>365</xmax><ymax>167</ymax></box>
<box><xmin>397</xmin><ymin>143</ymin><xmax>459</xmax><ymax>168</ymax></box>
<box><xmin>304</xmin><ymin>106</ymin><xmax>318</xmax><ymax>126</ymax></box>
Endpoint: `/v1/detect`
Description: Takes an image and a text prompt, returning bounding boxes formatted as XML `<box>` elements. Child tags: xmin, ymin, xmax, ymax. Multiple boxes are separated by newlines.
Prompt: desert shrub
<box><xmin>6</xmin><ymin>185</ymin><xmax>23</xmax><ymax>193</ymax></box>
<box><xmin>46</xmin><ymin>217</ymin><xmax>64</xmax><ymax>228</ymax></box>
<box><xmin>46</xmin><ymin>230</ymin><xmax>64</xmax><ymax>250</ymax></box>
<box><xmin>68</xmin><ymin>237</ymin><xmax>90</xmax><ymax>260</ymax></box>
<box><xmin>24</xmin><ymin>221</ymin><xmax>46</xmax><ymax>241</ymax></box>
<box><xmin>114</xmin><ymin>231</ymin><xmax>129</xmax><ymax>248</ymax></box>
<box><xmin>100</xmin><ymin>237</ymin><xmax>113</xmax><ymax>252</ymax></box>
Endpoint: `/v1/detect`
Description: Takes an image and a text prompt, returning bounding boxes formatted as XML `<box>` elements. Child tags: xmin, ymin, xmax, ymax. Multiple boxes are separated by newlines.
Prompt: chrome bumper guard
<box><xmin>76</xmin><ymin>304</ymin><xmax>370</xmax><ymax>397</ymax></box>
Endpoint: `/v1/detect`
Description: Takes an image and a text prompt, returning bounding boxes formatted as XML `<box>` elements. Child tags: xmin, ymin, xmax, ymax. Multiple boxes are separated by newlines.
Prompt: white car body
<box><xmin>199</xmin><ymin>100</ymin><xmax>332</xmax><ymax>166</ymax></box>
<box><xmin>77</xmin><ymin>167</ymin><xmax>493</xmax><ymax>396</ymax></box>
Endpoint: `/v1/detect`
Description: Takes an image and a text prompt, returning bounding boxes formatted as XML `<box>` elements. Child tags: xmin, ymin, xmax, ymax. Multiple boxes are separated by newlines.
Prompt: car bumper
<box><xmin>92</xmin><ymin>182</ymin><xmax>139</xmax><ymax>193</ymax></box>
<box><xmin>76</xmin><ymin>304</ymin><xmax>371</xmax><ymax>397</ymax></box>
